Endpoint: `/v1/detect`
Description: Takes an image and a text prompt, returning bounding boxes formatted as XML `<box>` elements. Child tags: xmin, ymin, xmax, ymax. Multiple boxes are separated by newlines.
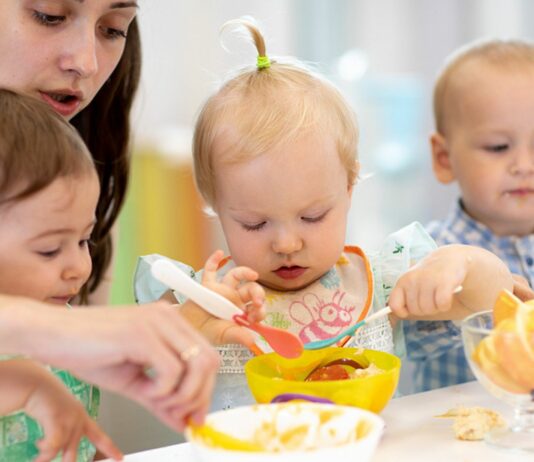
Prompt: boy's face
<box><xmin>214</xmin><ymin>132</ymin><xmax>353</xmax><ymax>292</ymax></box>
<box><xmin>433</xmin><ymin>64</ymin><xmax>534</xmax><ymax>236</ymax></box>
<box><xmin>0</xmin><ymin>173</ymin><xmax>99</xmax><ymax>304</ymax></box>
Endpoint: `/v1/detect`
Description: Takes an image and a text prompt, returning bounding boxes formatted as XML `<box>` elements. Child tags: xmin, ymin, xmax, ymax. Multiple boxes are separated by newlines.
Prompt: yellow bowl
<box><xmin>245</xmin><ymin>347</ymin><xmax>400</xmax><ymax>413</ymax></box>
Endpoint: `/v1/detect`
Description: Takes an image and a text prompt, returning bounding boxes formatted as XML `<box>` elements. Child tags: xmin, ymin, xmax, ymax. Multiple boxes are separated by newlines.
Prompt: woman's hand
<box><xmin>0</xmin><ymin>298</ymin><xmax>221</xmax><ymax>432</ymax></box>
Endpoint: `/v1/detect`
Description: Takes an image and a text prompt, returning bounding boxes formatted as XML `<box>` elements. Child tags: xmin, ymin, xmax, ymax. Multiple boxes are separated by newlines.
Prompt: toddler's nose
<box><xmin>509</xmin><ymin>148</ymin><xmax>534</xmax><ymax>175</ymax></box>
<box><xmin>63</xmin><ymin>251</ymin><xmax>92</xmax><ymax>283</ymax></box>
<box><xmin>272</xmin><ymin>228</ymin><xmax>303</xmax><ymax>255</ymax></box>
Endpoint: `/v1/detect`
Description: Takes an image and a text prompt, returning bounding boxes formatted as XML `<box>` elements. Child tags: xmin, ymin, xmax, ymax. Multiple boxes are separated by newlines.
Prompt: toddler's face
<box><xmin>0</xmin><ymin>173</ymin><xmax>99</xmax><ymax>304</ymax></box>
<box><xmin>437</xmin><ymin>65</ymin><xmax>534</xmax><ymax>236</ymax></box>
<box><xmin>214</xmin><ymin>132</ymin><xmax>352</xmax><ymax>291</ymax></box>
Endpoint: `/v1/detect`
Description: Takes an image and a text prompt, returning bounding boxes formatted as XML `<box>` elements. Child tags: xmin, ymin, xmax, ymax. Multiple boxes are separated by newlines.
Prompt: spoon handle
<box><xmin>151</xmin><ymin>259</ymin><xmax>241</xmax><ymax>320</ymax></box>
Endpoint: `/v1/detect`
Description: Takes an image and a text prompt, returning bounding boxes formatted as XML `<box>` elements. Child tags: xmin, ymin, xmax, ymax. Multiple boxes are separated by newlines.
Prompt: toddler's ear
<box><xmin>430</xmin><ymin>133</ymin><xmax>455</xmax><ymax>184</ymax></box>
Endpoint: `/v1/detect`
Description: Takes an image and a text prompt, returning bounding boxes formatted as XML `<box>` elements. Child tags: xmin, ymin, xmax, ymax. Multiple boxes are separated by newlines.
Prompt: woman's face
<box><xmin>0</xmin><ymin>0</ymin><xmax>138</xmax><ymax>120</ymax></box>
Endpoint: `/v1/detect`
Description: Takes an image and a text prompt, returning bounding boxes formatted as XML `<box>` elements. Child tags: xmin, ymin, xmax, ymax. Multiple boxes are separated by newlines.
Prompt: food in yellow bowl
<box><xmin>245</xmin><ymin>347</ymin><xmax>400</xmax><ymax>413</ymax></box>
<box><xmin>185</xmin><ymin>402</ymin><xmax>384</xmax><ymax>462</ymax></box>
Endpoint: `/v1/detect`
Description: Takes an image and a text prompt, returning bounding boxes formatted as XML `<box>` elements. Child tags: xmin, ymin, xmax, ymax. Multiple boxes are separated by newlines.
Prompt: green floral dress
<box><xmin>0</xmin><ymin>365</ymin><xmax>99</xmax><ymax>461</ymax></box>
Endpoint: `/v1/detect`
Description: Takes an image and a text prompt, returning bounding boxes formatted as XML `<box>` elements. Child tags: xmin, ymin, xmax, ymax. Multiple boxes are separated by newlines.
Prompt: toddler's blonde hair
<box><xmin>193</xmin><ymin>18</ymin><xmax>359</xmax><ymax>209</ymax></box>
<box><xmin>434</xmin><ymin>38</ymin><xmax>534</xmax><ymax>135</ymax></box>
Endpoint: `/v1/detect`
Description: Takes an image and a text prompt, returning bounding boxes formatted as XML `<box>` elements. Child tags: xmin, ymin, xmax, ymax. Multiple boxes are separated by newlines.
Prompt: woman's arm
<box><xmin>0</xmin><ymin>295</ymin><xmax>220</xmax><ymax>431</ymax></box>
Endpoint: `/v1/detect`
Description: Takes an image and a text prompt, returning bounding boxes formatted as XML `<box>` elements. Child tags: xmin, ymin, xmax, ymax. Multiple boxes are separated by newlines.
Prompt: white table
<box><xmin>103</xmin><ymin>382</ymin><xmax>533</xmax><ymax>462</ymax></box>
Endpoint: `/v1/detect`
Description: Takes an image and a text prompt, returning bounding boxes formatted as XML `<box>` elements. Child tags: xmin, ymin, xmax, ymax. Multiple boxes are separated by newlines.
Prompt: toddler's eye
<box><xmin>302</xmin><ymin>212</ymin><xmax>327</xmax><ymax>223</ymax></box>
<box><xmin>485</xmin><ymin>144</ymin><xmax>509</xmax><ymax>153</ymax></box>
<box><xmin>32</xmin><ymin>10</ymin><xmax>65</xmax><ymax>26</ymax></box>
<box><xmin>242</xmin><ymin>222</ymin><xmax>266</xmax><ymax>232</ymax></box>
<box><xmin>38</xmin><ymin>249</ymin><xmax>60</xmax><ymax>258</ymax></box>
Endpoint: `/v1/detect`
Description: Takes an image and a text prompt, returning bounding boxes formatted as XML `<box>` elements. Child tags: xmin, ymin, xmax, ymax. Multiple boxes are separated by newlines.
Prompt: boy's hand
<box><xmin>388</xmin><ymin>244</ymin><xmax>513</xmax><ymax>320</ymax></box>
<box><xmin>512</xmin><ymin>273</ymin><xmax>534</xmax><ymax>301</ymax></box>
<box><xmin>388</xmin><ymin>245</ymin><xmax>468</xmax><ymax>318</ymax></box>
<box><xmin>178</xmin><ymin>250</ymin><xmax>266</xmax><ymax>348</ymax></box>
<box><xmin>8</xmin><ymin>361</ymin><xmax>122</xmax><ymax>462</ymax></box>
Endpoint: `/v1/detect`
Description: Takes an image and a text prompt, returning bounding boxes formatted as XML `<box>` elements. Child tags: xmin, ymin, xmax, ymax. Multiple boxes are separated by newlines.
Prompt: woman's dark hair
<box><xmin>71</xmin><ymin>18</ymin><xmax>142</xmax><ymax>302</ymax></box>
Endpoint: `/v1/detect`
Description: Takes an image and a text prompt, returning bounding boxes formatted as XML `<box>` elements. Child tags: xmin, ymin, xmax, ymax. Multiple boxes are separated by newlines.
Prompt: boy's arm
<box><xmin>389</xmin><ymin>244</ymin><xmax>513</xmax><ymax>320</ymax></box>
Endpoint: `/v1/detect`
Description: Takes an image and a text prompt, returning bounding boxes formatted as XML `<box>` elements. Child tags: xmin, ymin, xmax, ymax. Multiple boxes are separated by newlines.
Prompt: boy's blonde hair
<box><xmin>193</xmin><ymin>18</ymin><xmax>359</xmax><ymax>209</ymax></box>
<box><xmin>433</xmin><ymin>38</ymin><xmax>534</xmax><ymax>135</ymax></box>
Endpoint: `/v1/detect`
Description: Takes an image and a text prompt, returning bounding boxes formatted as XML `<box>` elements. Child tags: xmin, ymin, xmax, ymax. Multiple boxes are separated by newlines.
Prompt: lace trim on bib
<box><xmin>346</xmin><ymin>317</ymin><xmax>394</xmax><ymax>354</ymax></box>
<box><xmin>217</xmin><ymin>344</ymin><xmax>253</xmax><ymax>374</ymax></box>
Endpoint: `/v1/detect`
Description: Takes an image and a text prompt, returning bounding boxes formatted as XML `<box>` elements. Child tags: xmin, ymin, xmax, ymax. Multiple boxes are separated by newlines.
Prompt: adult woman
<box><xmin>0</xmin><ymin>0</ymin><xmax>220</xmax><ymax>430</ymax></box>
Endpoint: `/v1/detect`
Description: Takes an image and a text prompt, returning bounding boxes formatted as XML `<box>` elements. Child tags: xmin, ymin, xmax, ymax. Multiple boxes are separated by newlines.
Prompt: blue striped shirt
<box><xmin>403</xmin><ymin>199</ymin><xmax>534</xmax><ymax>392</ymax></box>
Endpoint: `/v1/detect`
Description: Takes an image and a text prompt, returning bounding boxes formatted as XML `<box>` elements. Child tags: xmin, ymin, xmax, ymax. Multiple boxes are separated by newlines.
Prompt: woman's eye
<box><xmin>32</xmin><ymin>10</ymin><xmax>65</xmax><ymax>26</ymax></box>
<box><xmin>485</xmin><ymin>144</ymin><xmax>509</xmax><ymax>153</ymax></box>
<box><xmin>302</xmin><ymin>212</ymin><xmax>327</xmax><ymax>223</ymax></box>
<box><xmin>99</xmin><ymin>25</ymin><xmax>128</xmax><ymax>40</ymax></box>
<box><xmin>242</xmin><ymin>222</ymin><xmax>266</xmax><ymax>232</ymax></box>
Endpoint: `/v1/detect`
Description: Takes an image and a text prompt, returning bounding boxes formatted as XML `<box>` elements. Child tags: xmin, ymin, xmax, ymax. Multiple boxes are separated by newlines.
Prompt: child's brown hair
<box><xmin>0</xmin><ymin>89</ymin><xmax>96</xmax><ymax>206</ymax></box>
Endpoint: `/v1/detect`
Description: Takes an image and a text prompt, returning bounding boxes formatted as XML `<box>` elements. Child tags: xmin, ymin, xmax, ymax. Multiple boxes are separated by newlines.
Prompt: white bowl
<box><xmin>185</xmin><ymin>402</ymin><xmax>384</xmax><ymax>462</ymax></box>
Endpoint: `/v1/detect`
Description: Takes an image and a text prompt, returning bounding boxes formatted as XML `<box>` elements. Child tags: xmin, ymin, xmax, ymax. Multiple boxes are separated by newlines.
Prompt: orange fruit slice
<box><xmin>493</xmin><ymin>289</ymin><xmax>521</xmax><ymax>326</ymax></box>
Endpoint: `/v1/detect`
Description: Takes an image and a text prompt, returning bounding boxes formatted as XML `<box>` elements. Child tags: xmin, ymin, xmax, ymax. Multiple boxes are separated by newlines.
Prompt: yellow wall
<box><xmin>111</xmin><ymin>148</ymin><xmax>212</xmax><ymax>304</ymax></box>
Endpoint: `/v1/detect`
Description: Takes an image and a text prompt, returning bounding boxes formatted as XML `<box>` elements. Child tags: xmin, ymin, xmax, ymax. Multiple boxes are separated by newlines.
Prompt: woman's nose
<box><xmin>58</xmin><ymin>25</ymin><xmax>98</xmax><ymax>78</ymax></box>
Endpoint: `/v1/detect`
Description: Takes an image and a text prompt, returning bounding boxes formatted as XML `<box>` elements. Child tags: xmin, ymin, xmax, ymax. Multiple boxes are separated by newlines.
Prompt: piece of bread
<box><xmin>436</xmin><ymin>406</ymin><xmax>506</xmax><ymax>441</ymax></box>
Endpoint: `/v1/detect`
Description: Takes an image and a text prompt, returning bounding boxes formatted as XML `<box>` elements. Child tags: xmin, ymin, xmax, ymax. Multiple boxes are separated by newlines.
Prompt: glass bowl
<box><xmin>461</xmin><ymin>310</ymin><xmax>534</xmax><ymax>452</ymax></box>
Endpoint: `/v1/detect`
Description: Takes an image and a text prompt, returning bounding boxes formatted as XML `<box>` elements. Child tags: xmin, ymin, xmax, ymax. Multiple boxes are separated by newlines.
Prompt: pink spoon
<box><xmin>232</xmin><ymin>313</ymin><xmax>303</xmax><ymax>358</ymax></box>
<box><xmin>151</xmin><ymin>259</ymin><xmax>303</xmax><ymax>358</ymax></box>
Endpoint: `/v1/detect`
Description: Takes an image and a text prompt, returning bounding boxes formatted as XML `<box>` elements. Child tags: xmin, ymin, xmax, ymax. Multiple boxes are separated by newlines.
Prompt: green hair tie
<box><xmin>257</xmin><ymin>55</ymin><xmax>271</xmax><ymax>70</ymax></box>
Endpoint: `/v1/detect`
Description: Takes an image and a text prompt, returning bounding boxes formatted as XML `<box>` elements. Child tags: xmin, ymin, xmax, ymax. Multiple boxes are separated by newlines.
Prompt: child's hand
<box><xmin>512</xmin><ymin>273</ymin><xmax>534</xmax><ymax>301</ymax></box>
<box><xmin>388</xmin><ymin>244</ymin><xmax>513</xmax><ymax>319</ymax></box>
<box><xmin>178</xmin><ymin>250</ymin><xmax>266</xmax><ymax>348</ymax></box>
<box><xmin>1</xmin><ymin>360</ymin><xmax>122</xmax><ymax>462</ymax></box>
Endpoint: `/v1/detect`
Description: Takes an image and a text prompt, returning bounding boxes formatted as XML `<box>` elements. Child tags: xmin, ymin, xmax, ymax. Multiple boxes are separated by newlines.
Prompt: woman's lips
<box><xmin>274</xmin><ymin>266</ymin><xmax>306</xmax><ymax>280</ymax></box>
<box><xmin>39</xmin><ymin>91</ymin><xmax>82</xmax><ymax>118</ymax></box>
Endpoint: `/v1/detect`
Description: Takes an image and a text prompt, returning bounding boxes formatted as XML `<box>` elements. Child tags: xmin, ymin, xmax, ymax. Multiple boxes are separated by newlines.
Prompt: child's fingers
<box><xmin>237</xmin><ymin>283</ymin><xmax>265</xmax><ymax>319</ymax></box>
<box><xmin>222</xmin><ymin>266</ymin><xmax>259</xmax><ymax>288</ymax></box>
<box><xmin>201</xmin><ymin>250</ymin><xmax>225</xmax><ymax>284</ymax></box>
<box><xmin>417</xmin><ymin>283</ymin><xmax>438</xmax><ymax>316</ymax></box>
<box><xmin>85</xmin><ymin>419</ymin><xmax>123</xmax><ymax>461</ymax></box>
<box><xmin>220</xmin><ymin>323</ymin><xmax>257</xmax><ymax>346</ymax></box>
<box><xmin>387</xmin><ymin>287</ymin><xmax>409</xmax><ymax>318</ymax></box>
<box><xmin>34</xmin><ymin>428</ymin><xmax>64</xmax><ymax>462</ymax></box>
<box><xmin>434</xmin><ymin>285</ymin><xmax>455</xmax><ymax>312</ymax></box>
